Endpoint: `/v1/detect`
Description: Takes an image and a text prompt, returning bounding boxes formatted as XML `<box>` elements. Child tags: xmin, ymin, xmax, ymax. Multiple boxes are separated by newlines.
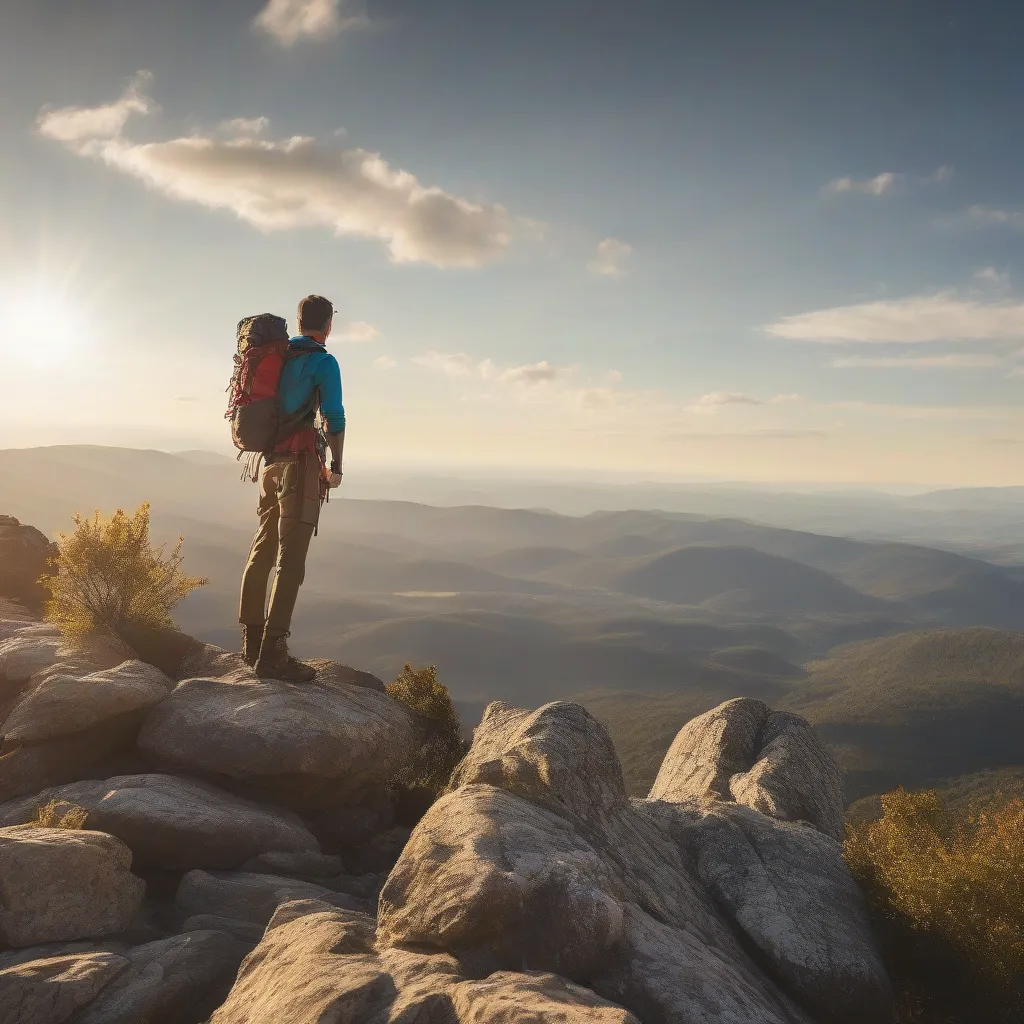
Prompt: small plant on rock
<box><xmin>40</xmin><ymin>502</ymin><xmax>206</xmax><ymax>648</ymax></box>
<box><xmin>386</xmin><ymin>663</ymin><xmax>466</xmax><ymax>800</ymax></box>
<box><xmin>34</xmin><ymin>800</ymin><xmax>88</xmax><ymax>829</ymax></box>
<box><xmin>846</xmin><ymin>785</ymin><xmax>1024</xmax><ymax>1023</ymax></box>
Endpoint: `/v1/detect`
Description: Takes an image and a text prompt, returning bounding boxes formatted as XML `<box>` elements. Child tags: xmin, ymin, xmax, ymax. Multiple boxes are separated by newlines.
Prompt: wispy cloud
<box><xmin>694</xmin><ymin>391</ymin><xmax>763</xmax><ymax>408</ymax></box>
<box><xmin>822</xmin><ymin>166</ymin><xmax>950</xmax><ymax>198</ymax></box>
<box><xmin>831</xmin><ymin>353</ymin><xmax>1001</xmax><ymax>369</ymax></box>
<box><xmin>338</xmin><ymin>320</ymin><xmax>379</xmax><ymax>343</ymax></box>
<box><xmin>253</xmin><ymin>0</ymin><xmax>369</xmax><ymax>46</ymax></box>
<box><xmin>35</xmin><ymin>71</ymin><xmax>153</xmax><ymax>144</ymax></box>
<box><xmin>964</xmin><ymin>205</ymin><xmax>1024</xmax><ymax>230</ymax></box>
<box><xmin>413</xmin><ymin>351</ymin><xmax>571</xmax><ymax>386</ymax></box>
<box><xmin>217</xmin><ymin>116</ymin><xmax>269</xmax><ymax>138</ymax></box>
<box><xmin>37</xmin><ymin>76</ymin><xmax>513</xmax><ymax>269</ymax></box>
<box><xmin>767</xmin><ymin>293</ymin><xmax>1024</xmax><ymax>344</ymax></box>
<box><xmin>822</xmin><ymin>172</ymin><xmax>899</xmax><ymax>197</ymax></box>
<box><xmin>373</xmin><ymin>355</ymin><xmax>397</xmax><ymax>371</ymax></box>
<box><xmin>588</xmin><ymin>237</ymin><xmax>632</xmax><ymax>277</ymax></box>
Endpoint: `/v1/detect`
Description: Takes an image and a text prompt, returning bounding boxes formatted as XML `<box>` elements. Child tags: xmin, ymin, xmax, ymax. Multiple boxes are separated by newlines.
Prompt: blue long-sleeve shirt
<box><xmin>279</xmin><ymin>336</ymin><xmax>346</xmax><ymax>434</ymax></box>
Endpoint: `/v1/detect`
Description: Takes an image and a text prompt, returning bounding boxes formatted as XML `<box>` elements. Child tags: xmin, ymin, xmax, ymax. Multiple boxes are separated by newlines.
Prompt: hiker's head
<box><xmin>297</xmin><ymin>294</ymin><xmax>334</xmax><ymax>342</ymax></box>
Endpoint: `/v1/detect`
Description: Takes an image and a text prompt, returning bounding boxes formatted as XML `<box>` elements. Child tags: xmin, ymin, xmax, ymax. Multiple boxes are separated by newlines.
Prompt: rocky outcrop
<box><xmin>138</xmin><ymin>675</ymin><xmax>418</xmax><ymax>809</ymax></box>
<box><xmin>0</xmin><ymin>827</ymin><xmax>144</xmax><ymax>947</ymax></box>
<box><xmin>375</xmin><ymin>699</ymin><xmax>891</xmax><ymax>1024</ymax></box>
<box><xmin>0</xmin><ymin>590</ymin><xmax>890</xmax><ymax>1024</ymax></box>
<box><xmin>0</xmin><ymin>517</ymin><xmax>55</xmax><ymax>615</ymax></box>
<box><xmin>649</xmin><ymin>697</ymin><xmax>846</xmax><ymax>840</ymax></box>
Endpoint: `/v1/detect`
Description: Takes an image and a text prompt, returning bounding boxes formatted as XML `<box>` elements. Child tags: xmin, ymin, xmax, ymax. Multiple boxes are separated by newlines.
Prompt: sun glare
<box><xmin>0</xmin><ymin>281</ymin><xmax>89</xmax><ymax>366</ymax></box>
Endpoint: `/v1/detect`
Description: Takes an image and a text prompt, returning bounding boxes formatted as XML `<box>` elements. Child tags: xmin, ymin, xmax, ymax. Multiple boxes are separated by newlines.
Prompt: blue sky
<box><xmin>4</xmin><ymin>0</ymin><xmax>1024</xmax><ymax>484</ymax></box>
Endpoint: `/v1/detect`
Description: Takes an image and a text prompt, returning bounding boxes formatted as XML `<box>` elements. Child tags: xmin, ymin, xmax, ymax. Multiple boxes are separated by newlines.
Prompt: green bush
<box><xmin>40</xmin><ymin>502</ymin><xmax>206</xmax><ymax>647</ymax></box>
<box><xmin>846</xmin><ymin>786</ymin><xmax>1024</xmax><ymax>1023</ymax></box>
<box><xmin>386</xmin><ymin>663</ymin><xmax>465</xmax><ymax>797</ymax></box>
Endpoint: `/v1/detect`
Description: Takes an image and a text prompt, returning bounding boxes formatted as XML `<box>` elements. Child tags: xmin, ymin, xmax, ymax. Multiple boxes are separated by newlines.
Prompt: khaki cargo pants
<box><xmin>239</xmin><ymin>453</ymin><xmax>324</xmax><ymax>635</ymax></box>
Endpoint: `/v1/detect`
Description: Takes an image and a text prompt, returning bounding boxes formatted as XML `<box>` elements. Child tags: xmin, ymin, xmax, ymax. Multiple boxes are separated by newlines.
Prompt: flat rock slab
<box><xmin>209</xmin><ymin>899</ymin><xmax>640</xmax><ymax>1024</ymax></box>
<box><xmin>176</xmin><ymin>870</ymin><xmax>369</xmax><ymax>930</ymax></box>
<box><xmin>0</xmin><ymin>774</ymin><xmax>320</xmax><ymax>870</ymax></box>
<box><xmin>138</xmin><ymin>675</ymin><xmax>417</xmax><ymax>809</ymax></box>
<box><xmin>0</xmin><ymin>826</ymin><xmax>144</xmax><ymax>947</ymax></box>
<box><xmin>2</xmin><ymin>661</ymin><xmax>172</xmax><ymax>746</ymax></box>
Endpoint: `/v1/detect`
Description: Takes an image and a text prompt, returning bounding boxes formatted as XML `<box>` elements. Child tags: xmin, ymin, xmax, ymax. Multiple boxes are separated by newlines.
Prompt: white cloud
<box><xmin>694</xmin><ymin>391</ymin><xmax>763</xmax><ymax>408</ymax></box>
<box><xmin>373</xmin><ymin>355</ymin><xmax>397</xmax><ymax>370</ymax></box>
<box><xmin>36</xmin><ymin>71</ymin><xmax>153</xmax><ymax>144</ymax></box>
<box><xmin>766</xmin><ymin>293</ymin><xmax>1024</xmax><ymax>344</ymax></box>
<box><xmin>966</xmin><ymin>205</ymin><xmax>1024</xmax><ymax>229</ymax></box>
<box><xmin>832</xmin><ymin>353</ymin><xmax>1001</xmax><ymax>369</ymax></box>
<box><xmin>37</xmin><ymin>78</ymin><xmax>512</xmax><ymax>269</ymax></box>
<box><xmin>415</xmin><ymin>352</ymin><xmax>570</xmax><ymax>386</ymax></box>
<box><xmin>769</xmin><ymin>393</ymin><xmax>803</xmax><ymax>404</ymax></box>
<box><xmin>339</xmin><ymin>320</ymin><xmax>380</xmax><ymax>342</ymax></box>
<box><xmin>218</xmin><ymin>116</ymin><xmax>269</xmax><ymax>138</ymax></box>
<box><xmin>822</xmin><ymin>172</ymin><xmax>899</xmax><ymax>197</ymax></box>
<box><xmin>588</xmin><ymin>237</ymin><xmax>632</xmax><ymax>277</ymax></box>
<box><xmin>254</xmin><ymin>0</ymin><xmax>369</xmax><ymax>46</ymax></box>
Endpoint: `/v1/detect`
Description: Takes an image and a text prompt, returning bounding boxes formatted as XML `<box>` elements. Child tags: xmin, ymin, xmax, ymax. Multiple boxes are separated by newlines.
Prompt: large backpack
<box><xmin>225</xmin><ymin>314</ymin><xmax>317</xmax><ymax>453</ymax></box>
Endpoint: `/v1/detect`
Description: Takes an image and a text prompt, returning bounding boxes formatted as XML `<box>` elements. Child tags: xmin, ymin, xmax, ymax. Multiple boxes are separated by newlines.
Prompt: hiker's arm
<box><xmin>328</xmin><ymin>430</ymin><xmax>345</xmax><ymax>469</ymax></box>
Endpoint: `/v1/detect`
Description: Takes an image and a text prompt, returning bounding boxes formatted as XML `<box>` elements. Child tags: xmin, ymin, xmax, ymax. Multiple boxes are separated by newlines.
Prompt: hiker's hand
<box><xmin>328</xmin><ymin>472</ymin><xmax>343</xmax><ymax>489</ymax></box>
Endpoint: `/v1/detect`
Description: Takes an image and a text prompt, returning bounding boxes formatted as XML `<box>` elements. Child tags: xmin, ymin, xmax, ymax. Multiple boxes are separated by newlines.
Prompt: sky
<box><xmin>5</xmin><ymin>0</ymin><xmax>1024</xmax><ymax>486</ymax></box>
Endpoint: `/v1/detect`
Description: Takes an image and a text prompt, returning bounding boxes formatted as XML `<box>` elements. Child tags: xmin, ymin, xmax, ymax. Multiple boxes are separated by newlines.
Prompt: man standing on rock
<box><xmin>239</xmin><ymin>294</ymin><xmax>345</xmax><ymax>681</ymax></box>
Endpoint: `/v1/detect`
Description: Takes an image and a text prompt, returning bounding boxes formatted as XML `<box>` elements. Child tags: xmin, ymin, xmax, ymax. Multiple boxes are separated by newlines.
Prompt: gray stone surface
<box><xmin>209</xmin><ymin>899</ymin><xmax>640</xmax><ymax>1024</ymax></box>
<box><xmin>0</xmin><ymin>774</ymin><xmax>320</xmax><ymax>870</ymax></box>
<box><xmin>378</xmin><ymin>699</ymin><xmax>891</xmax><ymax>1024</ymax></box>
<box><xmin>1</xmin><ymin>661</ymin><xmax>172</xmax><ymax>745</ymax></box>
<box><xmin>0</xmin><ymin>951</ymin><xmax>127</xmax><ymax>1024</ymax></box>
<box><xmin>0</xmin><ymin>826</ymin><xmax>144</xmax><ymax>947</ymax></box>
<box><xmin>137</xmin><ymin>675</ymin><xmax>417</xmax><ymax>809</ymax></box>
<box><xmin>649</xmin><ymin>697</ymin><xmax>845</xmax><ymax>840</ymax></box>
<box><xmin>176</xmin><ymin>870</ymin><xmax>368</xmax><ymax>930</ymax></box>
<box><xmin>72</xmin><ymin>929</ymin><xmax>246</xmax><ymax>1024</ymax></box>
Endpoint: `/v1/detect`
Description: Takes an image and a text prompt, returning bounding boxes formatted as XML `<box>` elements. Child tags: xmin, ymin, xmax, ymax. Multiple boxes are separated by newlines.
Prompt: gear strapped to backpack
<box><xmin>225</xmin><ymin>314</ymin><xmax>319</xmax><ymax>467</ymax></box>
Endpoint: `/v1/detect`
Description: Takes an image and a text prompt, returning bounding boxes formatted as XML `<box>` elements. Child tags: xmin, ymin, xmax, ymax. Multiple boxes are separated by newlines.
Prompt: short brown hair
<box><xmin>297</xmin><ymin>294</ymin><xmax>334</xmax><ymax>333</ymax></box>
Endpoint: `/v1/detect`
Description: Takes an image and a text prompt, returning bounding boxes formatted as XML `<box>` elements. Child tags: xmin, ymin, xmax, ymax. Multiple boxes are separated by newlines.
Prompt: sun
<box><xmin>0</xmin><ymin>281</ymin><xmax>89</xmax><ymax>365</ymax></box>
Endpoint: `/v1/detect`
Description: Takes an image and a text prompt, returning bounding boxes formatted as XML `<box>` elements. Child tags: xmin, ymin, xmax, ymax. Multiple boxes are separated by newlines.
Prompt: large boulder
<box><xmin>0</xmin><ymin>651</ymin><xmax>173</xmax><ymax>804</ymax></box>
<box><xmin>138</xmin><ymin>675</ymin><xmax>418</xmax><ymax>810</ymax></box>
<box><xmin>378</xmin><ymin>699</ymin><xmax>891</xmax><ymax>1024</ymax></box>
<box><xmin>209</xmin><ymin>899</ymin><xmax>641</xmax><ymax>1024</ymax></box>
<box><xmin>649</xmin><ymin>697</ymin><xmax>845</xmax><ymax>840</ymax></box>
<box><xmin>0</xmin><ymin>826</ymin><xmax>144</xmax><ymax>947</ymax></box>
<box><xmin>0</xmin><ymin>774</ymin><xmax>320</xmax><ymax>870</ymax></box>
<box><xmin>2</xmin><ymin>661</ymin><xmax>171</xmax><ymax>746</ymax></box>
<box><xmin>0</xmin><ymin>517</ymin><xmax>55</xmax><ymax>614</ymax></box>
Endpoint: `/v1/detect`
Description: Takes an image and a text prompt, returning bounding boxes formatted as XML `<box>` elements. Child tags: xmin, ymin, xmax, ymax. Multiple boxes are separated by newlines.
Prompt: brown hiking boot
<box><xmin>254</xmin><ymin>631</ymin><xmax>317</xmax><ymax>683</ymax></box>
<box><xmin>241</xmin><ymin>623</ymin><xmax>264</xmax><ymax>668</ymax></box>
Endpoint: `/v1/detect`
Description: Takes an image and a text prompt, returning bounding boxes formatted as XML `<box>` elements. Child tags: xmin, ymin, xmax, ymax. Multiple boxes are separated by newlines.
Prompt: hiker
<box><xmin>236</xmin><ymin>294</ymin><xmax>345</xmax><ymax>681</ymax></box>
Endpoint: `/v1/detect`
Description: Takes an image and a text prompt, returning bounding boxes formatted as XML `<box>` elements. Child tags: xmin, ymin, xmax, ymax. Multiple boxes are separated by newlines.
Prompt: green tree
<box><xmin>386</xmin><ymin>663</ymin><xmax>465</xmax><ymax>796</ymax></box>
<box><xmin>40</xmin><ymin>502</ymin><xmax>206</xmax><ymax>647</ymax></box>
